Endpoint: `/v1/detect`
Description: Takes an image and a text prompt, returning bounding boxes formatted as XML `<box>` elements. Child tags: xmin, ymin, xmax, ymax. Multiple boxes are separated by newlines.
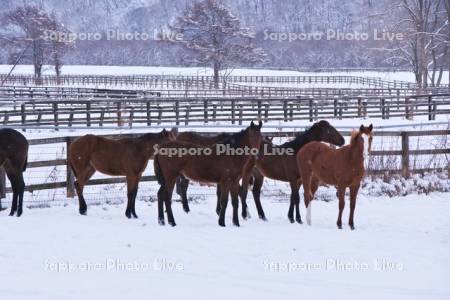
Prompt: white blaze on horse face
<box><xmin>306</xmin><ymin>202</ymin><xmax>312</xmax><ymax>226</ymax></box>
<box><xmin>362</xmin><ymin>134</ymin><xmax>370</xmax><ymax>157</ymax></box>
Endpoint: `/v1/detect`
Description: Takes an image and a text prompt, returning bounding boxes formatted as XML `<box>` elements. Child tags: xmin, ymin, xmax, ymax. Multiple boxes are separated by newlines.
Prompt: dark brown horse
<box><xmin>154</xmin><ymin>121</ymin><xmax>263</xmax><ymax>227</ymax></box>
<box><xmin>174</xmin><ymin>131</ymin><xmax>232</xmax><ymax>213</ymax></box>
<box><xmin>240</xmin><ymin>120</ymin><xmax>345</xmax><ymax>223</ymax></box>
<box><xmin>0</xmin><ymin>128</ymin><xmax>28</xmax><ymax>216</ymax></box>
<box><xmin>297</xmin><ymin>124</ymin><xmax>373</xmax><ymax>229</ymax></box>
<box><xmin>69</xmin><ymin>129</ymin><xmax>176</xmax><ymax>218</ymax></box>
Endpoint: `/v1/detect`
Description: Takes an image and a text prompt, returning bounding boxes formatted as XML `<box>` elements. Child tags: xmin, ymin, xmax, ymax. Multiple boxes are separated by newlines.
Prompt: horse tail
<box><xmin>154</xmin><ymin>155</ymin><xmax>165</xmax><ymax>187</ymax></box>
<box><xmin>22</xmin><ymin>155</ymin><xmax>28</xmax><ymax>172</ymax></box>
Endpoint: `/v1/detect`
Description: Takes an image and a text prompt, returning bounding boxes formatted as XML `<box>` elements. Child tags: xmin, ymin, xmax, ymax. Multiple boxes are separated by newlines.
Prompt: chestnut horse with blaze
<box><xmin>297</xmin><ymin>124</ymin><xmax>373</xmax><ymax>230</ymax></box>
<box><xmin>154</xmin><ymin>121</ymin><xmax>262</xmax><ymax>227</ymax></box>
<box><xmin>68</xmin><ymin>129</ymin><xmax>176</xmax><ymax>218</ymax></box>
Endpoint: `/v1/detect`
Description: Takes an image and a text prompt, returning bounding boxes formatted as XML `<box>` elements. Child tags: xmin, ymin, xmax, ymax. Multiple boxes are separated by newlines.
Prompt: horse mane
<box><xmin>279</xmin><ymin>128</ymin><xmax>314</xmax><ymax>153</ymax></box>
<box><xmin>350</xmin><ymin>130</ymin><xmax>361</xmax><ymax>145</ymax></box>
<box><xmin>217</xmin><ymin>129</ymin><xmax>247</xmax><ymax>148</ymax></box>
<box><xmin>138</xmin><ymin>131</ymin><xmax>163</xmax><ymax>141</ymax></box>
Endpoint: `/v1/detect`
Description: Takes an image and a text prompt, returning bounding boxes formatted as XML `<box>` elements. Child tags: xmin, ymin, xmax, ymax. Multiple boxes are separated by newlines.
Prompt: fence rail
<box><xmin>1</xmin><ymin>92</ymin><xmax>449</xmax><ymax>128</ymax></box>
<box><xmin>0</xmin><ymin>130</ymin><xmax>448</xmax><ymax>201</ymax></box>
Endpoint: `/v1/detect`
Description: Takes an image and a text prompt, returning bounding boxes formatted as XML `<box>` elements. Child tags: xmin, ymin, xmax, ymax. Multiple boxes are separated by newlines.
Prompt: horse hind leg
<box><xmin>73</xmin><ymin>165</ymin><xmax>95</xmax><ymax>215</ymax></box>
<box><xmin>230</xmin><ymin>183</ymin><xmax>240</xmax><ymax>227</ymax></box>
<box><xmin>336</xmin><ymin>186</ymin><xmax>346</xmax><ymax>229</ymax></box>
<box><xmin>163</xmin><ymin>180</ymin><xmax>177</xmax><ymax>226</ymax></box>
<box><xmin>179</xmin><ymin>176</ymin><xmax>190</xmax><ymax>213</ymax></box>
<box><xmin>4</xmin><ymin>162</ymin><xmax>25</xmax><ymax>217</ymax></box>
<box><xmin>125</xmin><ymin>174</ymin><xmax>141</xmax><ymax>219</ymax></box>
<box><xmin>348</xmin><ymin>184</ymin><xmax>360</xmax><ymax>230</ymax></box>
<box><xmin>218</xmin><ymin>184</ymin><xmax>230</xmax><ymax>227</ymax></box>
<box><xmin>290</xmin><ymin>181</ymin><xmax>302</xmax><ymax>224</ymax></box>
<box><xmin>251</xmin><ymin>172</ymin><xmax>266</xmax><ymax>221</ymax></box>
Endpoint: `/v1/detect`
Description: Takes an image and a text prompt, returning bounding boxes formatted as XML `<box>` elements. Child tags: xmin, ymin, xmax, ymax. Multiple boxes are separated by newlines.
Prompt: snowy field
<box><xmin>1</xmin><ymin>64</ymin><xmax>449</xmax><ymax>84</ymax></box>
<box><xmin>0</xmin><ymin>192</ymin><xmax>449</xmax><ymax>300</ymax></box>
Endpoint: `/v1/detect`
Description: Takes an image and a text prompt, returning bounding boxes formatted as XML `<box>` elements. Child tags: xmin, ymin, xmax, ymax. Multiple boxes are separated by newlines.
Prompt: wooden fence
<box><xmin>0</xmin><ymin>129</ymin><xmax>448</xmax><ymax>201</ymax></box>
<box><xmin>1</xmin><ymin>93</ymin><xmax>449</xmax><ymax>128</ymax></box>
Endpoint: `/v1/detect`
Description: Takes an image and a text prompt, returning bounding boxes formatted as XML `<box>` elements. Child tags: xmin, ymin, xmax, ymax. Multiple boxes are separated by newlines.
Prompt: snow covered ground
<box><xmin>1</xmin><ymin>64</ymin><xmax>448</xmax><ymax>84</ymax></box>
<box><xmin>0</xmin><ymin>192</ymin><xmax>449</xmax><ymax>300</ymax></box>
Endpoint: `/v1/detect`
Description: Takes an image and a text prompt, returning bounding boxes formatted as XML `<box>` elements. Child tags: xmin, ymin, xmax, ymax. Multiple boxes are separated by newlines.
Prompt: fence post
<box><xmin>175</xmin><ymin>101</ymin><xmax>180</xmax><ymax>125</ymax></box>
<box><xmin>308</xmin><ymin>97</ymin><xmax>314</xmax><ymax>122</ymax></box>
<box><xmin>428</xmin><ymin>95</ymin><xmax>432</xmax><ymax>121</ymax></box>
<box><xmin>53</xmin><ymin>103</ymin><xmax>59</xmax><ymax>130</ymax></box>
<box><xmin>66</xmin><ymin>137</ymin><xmax>75</xmax><ymax>198</ymax></box>
<box><xmin>405</xmin><ymin>97</ymin><xmax>412</xmax><ymax>120</ymax></box>
<box><xmin>86</xmin><ymin>102</ymin><xmax>91</xmax><ymax>127</ymax></box>
<box><xmin>231</xmin><ymin>99</ymin><xmax>236</xmax><ymax>124</ymax></box>
<box><xmin>357</xmin><ymin>97</ymin><xmax>362</xmax><ymax>117</ymax></box>
<box><xmin>283</xmin><ymin>100</ymin><xmax>288</xmax><ymax>122</ymax></box>
<box><xmin>204</xmin><ymin>100</ymin><xmax>208</xmax><ymax>123</ymax></box>
<box><xmin>401</xmin><ymin>132</ymin><xmax>410</xmax><ymax>178</ymax></box>
<box><xmin>381</xmin><ymin>98</ymin><xmax>386</xmax><ymax>119</ymax></box>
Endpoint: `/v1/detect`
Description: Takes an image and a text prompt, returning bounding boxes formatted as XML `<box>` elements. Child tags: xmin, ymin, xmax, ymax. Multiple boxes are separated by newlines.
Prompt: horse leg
<box><xmin>74</xmin><ymin>166</ymin><xmax>95</xmax><ymax>215</ymax></box>
<box><xmin>251</xmin><ymin>171</ymin><xmax>266</xmax><ymax>220</ymax></box>
<box><xmin>157</xmin><ymin>185</ymin><xmax>166</xmax><ymax>225</ymax></box>
<box><xmin>336</xmin><ymin>186</ymin><xmax>346</xmax><ymax>229</ymax></box>
<box><xmin>13</xmin><ymin>172</ymin><xmax>25</xmax><ymax>217</ymax></box>
<box><xmin>216</xmin><ymin>184</ymin><xmax>221</xmax><ymax>216</ymax></box>
<box><xmin>163</xmin><ymin>180</ymin><xmax>177</xmax><ymax>226</ymax></box>
<box><xmin>349</xmin><ymin>184</ymin><xmax>360</xmax><ymax>230</ymax></box>
<box><xmin>218</xmin><ymin>184</ymin><xmax>230</xmax><ymax>227</ymax></box>
<box><xmin>239</xmin><ymin>181</ymin><xmax>249</xmax><ymax>220</ymax></box>
<box><xmin>6</xmin><ymin>173</ymin><xmax>18</xmax><ymax>217</ymax></box>
<box><xmin>179</xmin><ymin>176</ymin><xmax>190</xmax><ymax>213</ymax></box>
<box><xmin>125</xmin><ymin>174</ymin><xmax>140</xmax><ymax>219</ymax></box>
<box><xmin>301</xmin><ymin>173</ymin><xmax>313</xmax><ymax>225</ymax></box>
<box><xmin>290</xmin><ymin>181</ymin><xmax>302</xmax><ymax>224</ymax></box>
<box><xmin>230</xmin><ymin>183</ymin><xmax>240</xmax><ymax>227</ymax></box>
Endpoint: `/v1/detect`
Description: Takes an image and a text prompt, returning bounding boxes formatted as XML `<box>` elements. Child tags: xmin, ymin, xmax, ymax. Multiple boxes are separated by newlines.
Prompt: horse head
<box><xmin>310</xmin><ymin>120</ymin><xmax>345</xmax><ymax>146</ymax></box>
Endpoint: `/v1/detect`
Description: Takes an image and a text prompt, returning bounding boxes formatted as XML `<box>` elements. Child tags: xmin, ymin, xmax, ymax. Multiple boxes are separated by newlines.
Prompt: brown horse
<box><xmin>174</xmin><ymin>131</ymin><xmax>232</xmax><ymax>213</ymax></box>
<box><xmin>154</xmin><ymin>121</ymin><xmax>263</xmax><ymax>227</ymax></box>
<box><xmin>0</xmin><ymin>128</ymin><xmax>28</xmax><ymax>216</ymax></box>
<box><xmin>69</xmin><ymin>128</ymin><xmax>176</xmax><ymax>218</ymax></box>
<box><xmin>240</xmin><ymin>120</ymin><xmax>345</xmax><ymax>223</ymax></box>
<box><xmin>297</xmin><ymin>124</ymin><xmax>373</xmax><ymax>230</ymax></box>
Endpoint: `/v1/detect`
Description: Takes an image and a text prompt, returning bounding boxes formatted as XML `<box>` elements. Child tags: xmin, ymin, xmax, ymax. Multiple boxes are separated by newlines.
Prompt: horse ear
<box><xmin>359</xmin><ymin>125</ymin><xmax>364</xmax><ymax>132</ymax></box>
<box><xmin>368</xmin><ymin>124</ymin><xmax>373</xmax><ymax>131</ymax></box>
<box><xmin>258</xmin><ymin>120</ymin><xmax>263</xmax><ymax>128</ymax></box>
<box><xmin>171</xmin><ymin>127</ymin><xmax>178</xmax><ymax>135</ymax></box>
<box><xmin>250</xmin><ymin>121</ymin><xmax>255</xmax><ymax>128</ymax></box>
<box><xmin>162</xmin><ymin>128</ymin><xmax>167</xmax><ymax>133</ymax></box>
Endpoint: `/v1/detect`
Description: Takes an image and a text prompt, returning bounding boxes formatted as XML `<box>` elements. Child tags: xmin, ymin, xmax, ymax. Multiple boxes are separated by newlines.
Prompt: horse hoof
<box><xmin>288</xmin><ymin>218</ymin><xmax>295</xmax><ymax>224</ymax></box>
<box><xmin>79</xmin><ymin>210</ymin><xmax>87</xmax><ymax>216</ymax></box>
<box><xmin>218</xmin><ymin>220</ymin><xmax>226</xmax><ymax>227</ymax></box>
<box><xmin>259</xmin><ymin>215</ymin><xmax>267</xmax><ymax>221</ymax></box>
<box><xmin>16</xmin><ymin>211</ymin><xmax>23</xmax><ymax>217</ymax></box>
<box><xmin>296</xmin><ymin>218</ymin><xmax>303</xmax><ymax>224</ymax></box>
<box><xmin>183</xmin><ymin>206</ymin><xmax>190</xmax><ymax>213</ymax></box>
<box><xmin>158</xmin><ymin>219</ymin><xmax>165</xmax><ymax>226</ymax></box>
<box><xmin>350</xmin><ymin>225</ymin><xmax>355</xmax><ymax>230</ymax></box>
<box><xmin>169</xmin><ymin>221</ymin><xmax>177</xmax><ymax>227</ymax></box>
<box><xmin>132</xmin><ymin>213</ymin><xmax>139</xmax><ymax>219</ymax></box>
<box><xmin>337</xmin><ymin>225</ymin><xmax>342</xmax><ymax>229</ymax></box>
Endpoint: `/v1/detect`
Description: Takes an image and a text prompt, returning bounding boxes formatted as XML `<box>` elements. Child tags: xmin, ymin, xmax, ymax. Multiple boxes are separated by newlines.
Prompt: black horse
<box><xmin>240</xmin><ymin>120</ymin><xmax>345</xmax><ymax>222</ymax></box>
<box><xmin>0</xmin><ymin>128</ymin><xmax>28</xmax><ymax>216</ymax></box>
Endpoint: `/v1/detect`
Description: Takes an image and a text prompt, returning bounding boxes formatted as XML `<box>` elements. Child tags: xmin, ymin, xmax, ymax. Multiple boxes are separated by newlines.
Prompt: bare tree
<box><xmin>385</xmin><ymin>0</ymin><xmax>449</xmax><ymax>88</ymax></box>
<box><xmin>47</xmin><ymin>13</ymin><xmax>73</xmax><ymax>84</ymax></box>
<box><xmin>3</xmin><ymin>5</ymin><xmax>55</xmax><ymax>84</ymax></box>
<box><xmin>170</xmin><ymin>0</ymin><xmax>266</xmax><ymax>88</ymax></box>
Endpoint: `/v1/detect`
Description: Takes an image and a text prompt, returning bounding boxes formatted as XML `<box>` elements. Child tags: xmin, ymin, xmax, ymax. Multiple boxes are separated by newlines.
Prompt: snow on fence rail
<box><xmin>0</xmin><ymin>130</ymin><xmax>448</xmax><ymax>202</ymax></box>
<box><xmin>1</xmin><ymin>93</ymin><xmax>449</xmax><ymax>127</ymax></box>
<box><xmin>3</xmin><ymin>74</ymin><xmax>449</xmax><ymax>92</ymax></box>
